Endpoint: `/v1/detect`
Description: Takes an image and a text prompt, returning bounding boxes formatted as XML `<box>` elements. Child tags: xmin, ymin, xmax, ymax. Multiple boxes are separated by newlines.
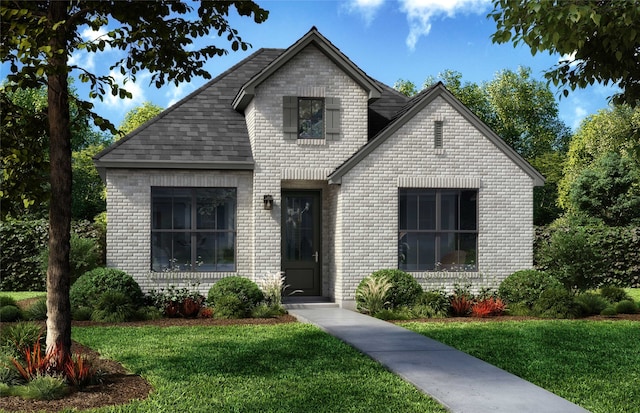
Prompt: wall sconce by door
<box><xmin>263</xmin><ymin>195</ymin><xmax>274</xmax><ymax>210</ymax></box>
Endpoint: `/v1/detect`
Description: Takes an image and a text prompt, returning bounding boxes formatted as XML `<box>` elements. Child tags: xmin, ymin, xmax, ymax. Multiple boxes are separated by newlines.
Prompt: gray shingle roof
<box><xmin>94</xmin><ymin>48</ymin><xmax>285</xmax><ymax>169</ymax></box>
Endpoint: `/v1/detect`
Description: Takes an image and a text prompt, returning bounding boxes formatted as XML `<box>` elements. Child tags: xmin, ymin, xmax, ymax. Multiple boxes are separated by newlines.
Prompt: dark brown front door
<box><xmin>282</xmin><ymin>191</ymin><xmax>321</xmax><ymax>296</ymax></box>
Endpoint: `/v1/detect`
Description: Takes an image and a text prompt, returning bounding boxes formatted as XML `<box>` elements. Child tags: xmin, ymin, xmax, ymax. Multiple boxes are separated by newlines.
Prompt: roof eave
<box><xmin>94</xmin><ymin>159</ymin><xmax>254</xmax><ymax>182</ymax></box>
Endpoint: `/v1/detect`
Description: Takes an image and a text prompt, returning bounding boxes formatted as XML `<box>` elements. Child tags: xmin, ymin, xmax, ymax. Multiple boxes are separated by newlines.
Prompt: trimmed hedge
<box><xmin>536</xmin><ymin>224</ymin><xmax>640</xmax><ymax>289</ymax></box>
<box><xmin>70</xmin><ymin>267</ymin><xmax>144</xmax><ymax>310</ymax></box>
<box><xmin>0</xmin><ymin>218</ymin><xmax>48</xmax><ymax>291</ymax></box>
<box><xmin>1</xmin><ymin>218</ymin><xmax>106</xmax><ymax>291</ymax></box>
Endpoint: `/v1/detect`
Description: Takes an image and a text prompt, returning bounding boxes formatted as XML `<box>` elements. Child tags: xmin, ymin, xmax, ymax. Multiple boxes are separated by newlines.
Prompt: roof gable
<box><xmin>328</xmin><ymin>82</ymin><xmax>546</xmax><ymax>186</ymax></box>
<box><xmin>232</xmin><ymin>27</ymin><xmax>383</xmax><ymax>111</ymax></box>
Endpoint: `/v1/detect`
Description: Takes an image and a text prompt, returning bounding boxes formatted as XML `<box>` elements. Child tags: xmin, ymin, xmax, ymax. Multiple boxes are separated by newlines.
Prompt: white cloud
<box><xmin>166</xmin><ymin>82</ymin><xmax>195</xmax><ymax>107</ymax></box>
<box><xmin>399</xmin><ymin>0</ymin><xmax>491</xmax><ymax>50</ymax></box>
<box><xmin>345</xmin><ymin>0</ymin><xmax>386</xmax><ymax>24</ymax></box>
<box><xmin>101</xmin><ymin>70</ymin><xmax>148</xmax><ymax>111</ymax></box>
<box><xmin>69</xmin><ymin>27</ymin><xmax>114</xmax><ymax>71</ymax></box>
<box><xmin>572</xmin><ymin>105</ymin><xmax>588</xmax><ymax>130</ymax></box>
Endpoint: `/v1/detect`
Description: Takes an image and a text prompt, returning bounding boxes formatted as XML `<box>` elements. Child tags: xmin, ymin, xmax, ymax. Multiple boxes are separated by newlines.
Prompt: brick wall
<box><xmin>336</xmin><ymin>96</ymin><xmax>535</xmax><ymax>308</ymax></box>
<box><xmin>246</xmin><ymin>44</ymin><xmax>369</xmax><ymax>295</ymax></box>
<box><xmin>106</xmin><ymin>169</ymin><xmax>253</xmax><ymax>294</ymax></box>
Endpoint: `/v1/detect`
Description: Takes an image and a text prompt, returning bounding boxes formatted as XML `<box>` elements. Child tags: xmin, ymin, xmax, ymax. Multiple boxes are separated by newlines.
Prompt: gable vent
<box><xmin>434</xmin><ymin>120</ymin><xmax>444</xmax><ymax>149</ymax></box>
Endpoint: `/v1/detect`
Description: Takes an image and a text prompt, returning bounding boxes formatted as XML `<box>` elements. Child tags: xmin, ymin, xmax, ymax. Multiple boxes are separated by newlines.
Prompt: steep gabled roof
<box><xmin>94</xmin><ymin>48</ymin><xmax>285</xmax><ymax>172</ymax></box>
<box><xmin>232</xmin><ymin>26</ymin><xmax>383</xmax><ymax>111</ymax></box>
<box><xmin>328</xmin><ymin>82</ymin><xmax>546</xmax><ymax>186</ymax></box>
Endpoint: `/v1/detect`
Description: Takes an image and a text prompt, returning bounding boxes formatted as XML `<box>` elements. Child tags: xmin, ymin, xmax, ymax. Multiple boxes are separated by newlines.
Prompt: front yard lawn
<box><xmin>402</xmin><ymin>320</ymin><xmax>640</xmax><ymax>413</ymax></box>
<box><xmin>71</xmin><ymin>323</ymin><xmax>448</xmax><ymax>413</ymax></box>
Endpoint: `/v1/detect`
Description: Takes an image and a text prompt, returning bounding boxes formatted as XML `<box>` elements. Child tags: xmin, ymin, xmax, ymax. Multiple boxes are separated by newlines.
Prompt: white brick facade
<box><xmin>106</xmin><ymin>170</ymin><xmax>253</xmax><ymax>294</ymax></box>
<box><xmin>100</xmin><ymin>30</ymin><xmax>540</xmax><ymax>307</ymax></box>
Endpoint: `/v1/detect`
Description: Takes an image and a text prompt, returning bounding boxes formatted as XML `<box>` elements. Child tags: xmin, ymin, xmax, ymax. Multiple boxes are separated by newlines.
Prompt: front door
<box><xmin>282</xmin><ymin>191</ymin><xmax>321</xmax><ymax>296</ymax></box>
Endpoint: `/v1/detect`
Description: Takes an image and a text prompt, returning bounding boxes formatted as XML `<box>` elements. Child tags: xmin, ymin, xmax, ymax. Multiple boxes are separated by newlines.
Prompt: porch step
<box><xmin>283</xmin><ymin>297</ymin><xmax>339</xmax><ymax>310</ymax></box>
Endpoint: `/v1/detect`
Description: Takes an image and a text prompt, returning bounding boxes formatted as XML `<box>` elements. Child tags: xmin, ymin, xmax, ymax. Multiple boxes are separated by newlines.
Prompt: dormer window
<box><xmin>283</xmin><ymin>96</ymin><xmax>341</xmax><ymax>141</ymax></box>
<box><xmin>298</xmin><ymin>98</ymin><xmax>324</xmax><ymax>139</ymax></box>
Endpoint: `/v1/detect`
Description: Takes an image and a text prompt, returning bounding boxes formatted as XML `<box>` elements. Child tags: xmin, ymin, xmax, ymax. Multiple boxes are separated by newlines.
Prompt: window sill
<box><xmin>297</xmin><ymin>138</ymin><xmax>327</xmax><ymax>146</ymax></box>
<box><xmin>409</xmin><ymin>270</ymin><xmax>481</xmax><ymax>280</ymax></box>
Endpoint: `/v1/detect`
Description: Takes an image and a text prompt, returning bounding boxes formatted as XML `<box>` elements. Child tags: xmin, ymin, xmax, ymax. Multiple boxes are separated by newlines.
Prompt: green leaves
<box><xmin>489</xmin><ymin>0</ymin><xmax>640</xmax><ymax>106</ymax></box>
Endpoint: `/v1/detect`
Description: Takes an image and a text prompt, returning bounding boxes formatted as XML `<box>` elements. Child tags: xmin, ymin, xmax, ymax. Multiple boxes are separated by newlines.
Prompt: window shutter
<box><xmin>283</xmin><ymin>96</ymin><xmax>297</xmax><ymax>140</ymax></box>
<box><xmin>434</xmin><ymin>120</ymin><xmax>443</xmax><ymax>148</ymax></box>
<box><xmin>325</xmin><ymin>97</ymin><xmax>341</xmax><ymax>140</ymax></box>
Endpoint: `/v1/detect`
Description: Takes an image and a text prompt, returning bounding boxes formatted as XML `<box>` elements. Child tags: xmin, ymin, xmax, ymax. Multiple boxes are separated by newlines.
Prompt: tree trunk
<box><xmin>45</xmin><ymin>0</ymin><xmax>72</xmax><ymax>365</ymax></box>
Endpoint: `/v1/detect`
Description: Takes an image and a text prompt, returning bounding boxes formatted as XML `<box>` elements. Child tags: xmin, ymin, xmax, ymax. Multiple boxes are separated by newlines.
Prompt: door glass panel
<box><xmin>284</xmin><ymin>196</ymin><xmax>315</xmax><ymax>261</ymax></box>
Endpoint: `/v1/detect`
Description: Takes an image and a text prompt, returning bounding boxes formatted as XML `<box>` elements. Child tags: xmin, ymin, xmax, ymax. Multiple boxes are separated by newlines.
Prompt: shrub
<box><xmin>207</xmin><ymin>276</ymin><xmax>263</xmax><ymax>310</ymax></box>
<box><xmin>213</xmin><ymin>294</ymin><xmax>248</xmax><ymax>319</ymax></box>
<box><xmin>0</xmin><ymin>296</ymin><xmax>18</xmax><ymax>307</ymax></box>
<box><xmin>135</xmin><ymin>306</ymin><xmax>163</xmax><ymax>321</ymax></box>
<box><xmin>471</xmin><ymin>298</ymin><xmax>506</xmax><ymax>318</ymax></box>
<box><xmin>532</xmin><ymin>287</ymin><xmax>577</xmax><ymax>318</ymax></box>
<box><xmin>0</xmin><ymin>306</ymin><xmax>22</xmax><ymax>322</ymax></box>
<box><xmin>0</xmin><ymin>322</ymin><xmax>43</xmax><ymax>354</ymax></box>
<box><xmin>91</xmin><ymin>291</ymin><xmax>136</xmax><ymax>322</ymax></box>
<box><xmin>40</xmin><ymin>233</ymin><xmax>101</xmax><ymax>285</ymax></box>
<box><xmin>257</xmin><ymin>271</ymin><xmax>287</xmax><ymax>308</ymax></box>
<box><xmin>367</xmin><ymin>269</ymin><xmax>422</xmax><ymax>308</ymax></box>
<box><xmin>498</xmin><ymin>269</ymin><xmax>563</xmax><ymax>309</ymax></box>
<box><xmin>599</xmin><ymin>286</ymin><xmax>631</xmax><ymax>303</ymax></box>
<box><xmin>0</xmin><ymin>219</ymin><xmax>48</xmax><ymax>291</ymax></box>
<box><xmin>536</xmin><ymin>226</ymin><xmax>605</xmax><ymax>291</ymax></box>
<box><xmin>251</xmin><ymin>303</ymin><xmax>286</xmax><ymax>318</ymax></box>
<box><xmin>355</xmin><ymin>275</ymin><xmax>392</xmax><ymax>315</ymax></box>
<box><xmin>600</xmin><ymin>306</ymin><xmax>618</xmax><ymax>316</ymax></box>
<box><xmin>14</xmin><ymin>374</ymin><xmax>68</xmax><ymax>400</ymax></box>
<box><xmin>417</xmin><ymin>290</ymin><xmax>450</xmax><ymax>317</ymax></box>
<box><xmin>574</xmin><ymin>292</ymin><xmax>610</xmax><ymax>316</ymax></box>
<box><xmin>25</xmin><ymin>298</ymin><xmax>47</xmax><ymax>321</ymax></box>
<box><xmin>72</xmin><ymin>307</ymin><xmax>93</xmax><ymax>321</ymax></box>
<box><xmin>615</xmin><ymin>300</ymin><xmax>639</xmax><ymax>314</ymax></box>
<box><xmin>70</xmin><ymin>267</ymin><xmax>143</xmax><ymax>310</ymax></box>
<box><xmin>198</xmin><ymin>307</ymin><xmax>214</xmax><ymax>319</ymax></box>
<box><xmin>146</xmin><ymin>284</ymin><xmax>204</xmax><ymax>317</ymax></box>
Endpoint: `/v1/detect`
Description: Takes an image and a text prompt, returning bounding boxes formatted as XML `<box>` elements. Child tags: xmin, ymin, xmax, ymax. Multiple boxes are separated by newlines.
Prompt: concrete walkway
<box><xmin>289</xmin><ymin>307</ymin><xmax>589</xmax><ymax>413</ymax></box>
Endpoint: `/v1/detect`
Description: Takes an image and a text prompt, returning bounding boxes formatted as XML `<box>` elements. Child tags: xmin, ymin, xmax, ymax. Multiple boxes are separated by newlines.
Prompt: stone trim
<box><xmin>397</xmin><ymin>176</ymin><xmax>481</xmax><ymax>189</ymax></box>
<box><xmin>281</xmin><ymin>167</ymin><xmax>334</xmax><ymax>180</ymax></box>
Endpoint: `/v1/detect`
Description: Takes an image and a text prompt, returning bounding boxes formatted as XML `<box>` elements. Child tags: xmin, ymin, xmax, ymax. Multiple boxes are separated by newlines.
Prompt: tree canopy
<box><xmin>118</xmin><ymin>101</ymin><xmax>164</xmax><ymax>136</ymax></box>
<box><xmin>558</xmin><ymin>105</ymin><xmax>640</xmax><ymax>210</ymax></box>
<box><xmin>568</xmin><ymin>152</ymin><xmax>640</xmax><ymax>226</ymax></box>
<box><xmin>489</xmin><ymin>0</ymin><xmax>640</xmax><ymax>106</ymax></box>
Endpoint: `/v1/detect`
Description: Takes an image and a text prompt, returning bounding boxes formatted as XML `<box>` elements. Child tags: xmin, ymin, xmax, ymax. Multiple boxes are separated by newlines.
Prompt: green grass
<box><xmin>402</xmin><ymin>320</ymin><xmax>640</xmax><ymax>413</ymax></box>
<box><xmin>69</xmin><ymin>323</ymin><xmax>447</xmax><ymax>413</ymax></box>
<box><xmin>0</xmin><ymin>291</ymin><xmax>46</xmax><ymax>301</ymax></box>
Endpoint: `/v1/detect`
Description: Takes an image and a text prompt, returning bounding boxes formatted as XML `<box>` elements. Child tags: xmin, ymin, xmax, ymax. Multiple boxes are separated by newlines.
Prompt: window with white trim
<box><xmin>398</xmin><ymin>189</ymin><xmax>477</xmax><ymax>271</ymax></box>
<box><xmin>151</xmin><ymin>187</ymin><xmax>236</xmax><ymax>272</ymax></box>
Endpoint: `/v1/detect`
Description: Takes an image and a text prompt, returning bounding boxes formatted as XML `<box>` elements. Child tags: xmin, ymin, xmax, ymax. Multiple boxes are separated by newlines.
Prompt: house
<box><xmin>94</xmin><ymin>27</ymin><xmax>544</xmax><ymax>309</ymax></box>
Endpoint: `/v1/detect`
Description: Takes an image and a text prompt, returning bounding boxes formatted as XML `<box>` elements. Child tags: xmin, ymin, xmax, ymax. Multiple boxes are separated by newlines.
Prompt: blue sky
<box><xmin>5</xmin><ymin>0</ymin><xmax>617</xmax><ymax>132</ymax></box>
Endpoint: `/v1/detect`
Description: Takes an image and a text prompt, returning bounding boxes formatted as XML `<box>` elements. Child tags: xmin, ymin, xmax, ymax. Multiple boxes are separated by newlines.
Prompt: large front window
<box><xmin>398</xmin><ymin>189</ymin><xmax>477</xmax><ymax>271</ymax></box>
<box><xmin>151</xmin><ymin>187</ymin><xmax>236</xmax><ymax>272</ymax></box>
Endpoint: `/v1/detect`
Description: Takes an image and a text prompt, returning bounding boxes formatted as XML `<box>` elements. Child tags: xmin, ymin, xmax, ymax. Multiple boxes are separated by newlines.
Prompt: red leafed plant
<box><xmin>64</xmin><ymin>351</ymin><xmax>97</xmax><ymax>387</ymax></box>
<box><xmin>12</xmin><ymin>341</ymin><xmax>97</xmax><ymax>387</ymax></box>
<box><xmin>11</xmin><ymin>342</ymin><xmax>54</xmax><ymax>381</ymax></box>
<box><xmin>471</xmin><ymin>298</ymin><xmax>506</xmax><ymax>318</ymax></box>
<box><xmin>198</xmin><ymin>307</ymin><xmax>214</xmax><ymax>318</ymax></box>
<box><xmin>450</xmin><ymin>295</ymin><xmax>473</xmax><ymax>316</ymax></box>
